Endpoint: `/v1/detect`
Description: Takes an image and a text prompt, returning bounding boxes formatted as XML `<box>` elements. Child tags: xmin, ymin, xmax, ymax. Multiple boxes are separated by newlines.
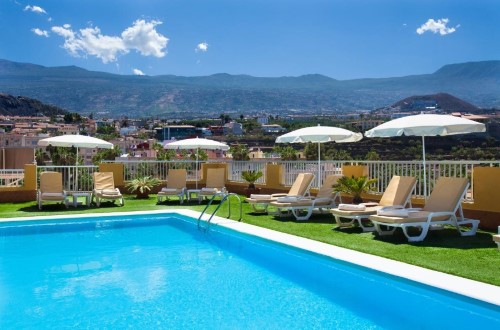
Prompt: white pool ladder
<box><xmin>197</xmin><ymin>192</ymin><xmax>242</xmax><ymax>231</ymax></box>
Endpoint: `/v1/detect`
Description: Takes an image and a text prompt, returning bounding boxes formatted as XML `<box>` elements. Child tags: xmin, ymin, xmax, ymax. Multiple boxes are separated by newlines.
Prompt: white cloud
<box><xmin>31</xmin><ymin>28</ymin><xmax>49</xmax><ymax>37</ymax></box>
<box><xmin>52</xmin><ymin>25</ymin><xmax>75</xmax><ymax>39</ymax></box>
<box><xmin>416</xmin><ymin>18</ymin><xmax>458</xmax><ymax>36</ymax></box>
<box><xmin>133</xmin><ymin>68</ymin><xmax>145</xmax><ymax>76</ymax></box>
<box><xmin>195</xmin><ymin>42</ymin><xmax>209</xmax><ymax>52</ymax></box>
<box><xmin>122</xmin><ymin>20</ymin><xmax>168</xmax><ymax>57</ymax></box>
<box><xmin>24</xmin><ymin>5</ymin><xmax>47</xmax><ymax>14</ymax></box>
<box><xmin>51</xmin><ymin>20</ymin><xmax>169</xmax><ymax>63</ymax></box>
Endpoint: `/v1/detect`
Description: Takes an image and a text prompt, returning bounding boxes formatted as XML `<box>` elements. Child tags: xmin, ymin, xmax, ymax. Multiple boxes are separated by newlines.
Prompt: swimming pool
<box><xmin>0</xmin><ymin>210</ymin><xmax>498</xmax><ymax>328</ymax></box>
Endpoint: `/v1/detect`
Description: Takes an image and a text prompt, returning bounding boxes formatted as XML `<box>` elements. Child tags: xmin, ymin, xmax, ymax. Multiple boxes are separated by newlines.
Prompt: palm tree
<box><xmin>332</xmin><ymin>176</ymin><xmax>377</xmax><ymax>204</ymax></box>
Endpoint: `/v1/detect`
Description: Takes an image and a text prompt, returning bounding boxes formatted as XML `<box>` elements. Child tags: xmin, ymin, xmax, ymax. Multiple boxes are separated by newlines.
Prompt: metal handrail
<box><xmin>197</xmin><ymin>193</ymin><xmax>242</xmax><ymax>231</ymax></box>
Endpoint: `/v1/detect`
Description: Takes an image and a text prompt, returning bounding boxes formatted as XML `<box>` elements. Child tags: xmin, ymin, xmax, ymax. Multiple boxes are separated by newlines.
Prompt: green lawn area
<box><xmin>1</xmin><ymin>194</ymin><xmax>499</xmax><ymax>286</ymax></box>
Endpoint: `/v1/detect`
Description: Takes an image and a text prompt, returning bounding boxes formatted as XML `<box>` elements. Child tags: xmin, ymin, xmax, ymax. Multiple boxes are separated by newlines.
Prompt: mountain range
<box><xmin>0</xmin><ymin>59</ymin><xmax>499</xmax><ymax>118</ymax></box>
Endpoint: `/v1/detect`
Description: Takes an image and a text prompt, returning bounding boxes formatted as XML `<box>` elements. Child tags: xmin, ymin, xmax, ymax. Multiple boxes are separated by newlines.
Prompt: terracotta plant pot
<box><xmin>244</xmin><ymin>187</ymin><xmax>261</xmax><ymax>197</ymax></box>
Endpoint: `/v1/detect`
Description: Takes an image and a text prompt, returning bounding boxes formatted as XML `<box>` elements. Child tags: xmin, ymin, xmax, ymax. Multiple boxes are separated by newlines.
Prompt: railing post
<box><xmin>265</xmin><ymin>163</ymin><xmax>283</xmax><ymax>188</ymax></box>
<box><xmin>24</xmin><ymin>164</ymin><xmax>37</xmax><ymax>190</ymax></box>
<box><xmin>99</xmin><ymin>163</ymin><xmax>125</xmax><ymax>187</ymax></box>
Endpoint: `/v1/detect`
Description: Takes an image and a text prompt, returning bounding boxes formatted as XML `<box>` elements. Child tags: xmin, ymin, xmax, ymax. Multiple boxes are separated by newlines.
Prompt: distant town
<box><xmin>1</xmin><ymin>96</ymin><xmax>498</xmax><ymax>169</ymax></box>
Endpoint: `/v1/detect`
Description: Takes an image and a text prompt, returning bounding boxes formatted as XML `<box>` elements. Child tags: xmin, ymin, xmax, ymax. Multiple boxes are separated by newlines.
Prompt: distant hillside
<box><xmin>433</xmin><ymin>60</ymin><xmax>500</xmax><ymax>79</ymax></box>
<box><xmin>391</xmin><ymin>93</ymin><xmax>479</xmax><ymax>113</ymax></box>
<box><xmin>0</xmin><ymin>93</ymin><xmax>68</xmax><ymax>116</ymax></box>
<box><xmin>0</xmin><ymin>59</ymin><xmax>499</xmax><ymax>118</ymax></box>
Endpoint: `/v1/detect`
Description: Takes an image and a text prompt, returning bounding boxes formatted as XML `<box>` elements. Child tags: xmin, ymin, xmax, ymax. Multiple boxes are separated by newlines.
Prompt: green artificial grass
<box><xmin>1</xmin><ymin>195</ymin><xmax>499</xmax><ymax>286</ymax></box>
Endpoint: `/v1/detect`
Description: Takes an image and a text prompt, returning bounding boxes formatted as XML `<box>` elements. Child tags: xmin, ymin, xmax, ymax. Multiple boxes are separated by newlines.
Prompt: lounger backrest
<box><xmin>93</xmin><ymin>172</ymin><xmax>115</xmax><ymax>190</ymax></box>
<box><xmin>317</xmin><ymin>175</ymin><xmax>341</xmax><ymax>198</ymax></box>
<box><xmin>167</xmin><ymin>169</ymin><xmax>187</xmax><ymax>189</ymax></box>
<box><xmin>423</xmin><ymin>177</ymin><xmax>468</xmax><ymax>213</ymax></box>
<box><xmin>206</xmin><ymin>168</ymin><xmax>225</xmax><ymax>189</ymax></box>
<box><xmin>379</xmin><ymin>176</ymin><xmax>416</xmax><ymax>207</ymax></box>
<box><xmin>40</xmin><ymin>171</ymin><xmax>63</xmax><ymax>193</ymax></box>
<box><xmin>288</xmin><ymin>173</ymin><xmax>314</xmax><ymax>196</ymax></box>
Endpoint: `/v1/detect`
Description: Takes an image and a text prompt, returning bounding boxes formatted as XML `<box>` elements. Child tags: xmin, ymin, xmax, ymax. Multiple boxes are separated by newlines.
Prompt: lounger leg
<box><xmin>292</xmin><ymin>208</ymin><xmax>312</xmax><ymax>221</ymax></box>
<box><xmin>401</xmin><ymin>224</ymin><xmax>429</xmax><ymax>242</ymax></box>
<box><xmin>456</xmin><ymin>219</ymin><xmax>480</xmax><ymax>236</ymax></box>
<box><xmin>373</xmin><ymin>222</ymin><xmax>397</xmax><ymax>236</ymax></box>
<box><xmin>356</xmin><ymin>217</ymin><xmax>375</xmax><ymax>232</ymax></box>
<box><xmin>251</xmin><ymin>203</ymin><xmax>269</xmax><ymax>213</ymax></box>
<box><xmin>333</xmin><ymin>215</ymin><xmax>356</xmax><ymax>228</ymax></box>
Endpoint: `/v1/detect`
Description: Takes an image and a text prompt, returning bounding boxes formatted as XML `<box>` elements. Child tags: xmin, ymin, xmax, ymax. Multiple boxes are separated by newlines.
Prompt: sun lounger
<box><xmin>37</xmin><ymin>171</ymin><xmax>69</xmax><ymax>210</ymax></box>
<box><xmin>269</xmin><ymin>175</ymin><xmax>342</xmax><ymax>220</ymax></box>
<box><xmin>92</xmin><ymin>172</ymin><xmax>124</xmax><ymax>207</ymax></box>
<box><xmin>245</xmin><ymin>172</ymin><xmax>315</xmax><ymax>213</ymax></box>
<box><xmin>198</xmin><ymin>168</ymin><xmax>227</xmax><ymax>203</ymax></box>
<box><xmin>369</xmin><ymin>177</ymin><xmax>480</xmax><ymax>242</ymax></box>
<box><xmin>330</xmin><ymin>176</ymin><xmax>417</xmax><ymax>232</ymax></box>
<box><xmin>157</xmin><ymin>169</ymin><xmax>187</xmax><ymax>204</ymax></box>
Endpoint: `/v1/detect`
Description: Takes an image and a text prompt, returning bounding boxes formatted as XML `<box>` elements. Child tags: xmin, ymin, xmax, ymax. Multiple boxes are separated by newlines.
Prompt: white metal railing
<box><xmin>361</xmin><ymin>160</ymin><xmax>499</xmax><ymax>200</ymax></box>
<box><xmin>281</xmin><ymin>161</ymin><xmax>343</xmax><ymax>188</ymax></box>
<box><xmin>37</xmin><ymin>165</ymin><xmax>99</xmax><ymax>192</ymax></box>
<box><xmin>114</xmin><ymin>159</ymin><xmax>499</xmax><ymax>201</ymax></box>
<box><xmin>113</xmin><ymin>159</ymin><xmax>201</xmax><ymax>182</ymax></box>
<box><xmin>0</xmin><ymin>169</ymin><xmax>25</xmax><ymax>187</ymax></box>
<box><xmin>229</xmin><ymin>160</ymin><xmax>267</xmax><ymax>184</ymax></box>
<box><xmin>283</xmin><ymin>159</ymin><xmax>498</xmax><ymax>200</ymax></box>
<box><xmin>31</xmin><ymin>159</ymin><xmax>499</xmax><ymax>201</ymax></box>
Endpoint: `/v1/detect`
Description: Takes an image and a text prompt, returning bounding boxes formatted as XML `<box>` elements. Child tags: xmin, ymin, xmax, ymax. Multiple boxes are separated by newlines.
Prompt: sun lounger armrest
<box><xmin>312</xmin><ymin>197</ymin><xmax>332</xmax><ymax>204</ymax></box>
<box><xmin>424</xmin><ymin>211</ymin><xmax>455</xmax><ymax>222</ymax></box>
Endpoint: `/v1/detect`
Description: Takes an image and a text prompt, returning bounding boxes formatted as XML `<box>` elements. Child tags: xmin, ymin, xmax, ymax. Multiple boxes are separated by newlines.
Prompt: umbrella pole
<box><xmin>317</xmin><ymin>142</ymin><xmax>321</xmax><ymax>189</ymax></box>
<box><xmin>195</xmin><ymin>148</ymin><xmax>199</xmax><ymax>190</ymax></box>
<box><xmin>422</xmin><ymin>136</ymin><xmax>427</xmax><ymax>198</ymax></box>
<box><xmin>75</xmin><ymin>146</ymin><xmax>79</xmax><ymax>192</ymax></box>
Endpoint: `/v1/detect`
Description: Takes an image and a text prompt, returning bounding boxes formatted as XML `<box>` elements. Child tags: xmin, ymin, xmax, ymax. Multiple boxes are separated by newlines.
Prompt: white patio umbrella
<box><xmin>276</xmin><ymin>125</ymin><xmax>363</xmax><ymax>188</ymax></box>
<box><xmin>364</xmin><ymin>113</ymin><xmax>486</xmax><ymax>197</ymax></box>
<box><xmin>164</xmin><ymin>137</ymin><xmax>229</xmax><ymax>189</ymax></box>
<box><xmin>38</xmin><ymin>134</ymin><xmax>114</xmax><ymax>191</ymax></box>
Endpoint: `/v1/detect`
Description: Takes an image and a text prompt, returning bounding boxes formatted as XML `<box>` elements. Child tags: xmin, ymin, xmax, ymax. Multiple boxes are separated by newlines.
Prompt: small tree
<box><xmin>273</xmin><ymin>145</ymin><xmax>297</xmax><ymax>160</ymax></box>
<box><xmin>126</xmin><ymin>176</ymin><xmax>161</xmax><ymax>199</ymax></box>
<box><xmin>92</xmin><ymin>145</ymin><xmax>121</xmax><ymax>165</ymax></box>
<box><xmin>241</xmin><ymin>170</ymin><xmax>263</xmax><ymax>189</ymax></box>
<box><xmin>230</xmin><ymin>144</ymin><xmax>250</xmax><ymax>161</ymax></box>
<box><xmin>332</xmin><ymin>176</ymin><xmax>377</xmax><ymax>204</ymax></box>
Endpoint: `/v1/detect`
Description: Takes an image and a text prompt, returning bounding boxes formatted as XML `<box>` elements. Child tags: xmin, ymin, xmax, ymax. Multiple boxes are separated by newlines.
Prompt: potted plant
<box><xmin>126</xmin><ymin>175</ymin><xmax>161</xmax><ymax>199</ymax></box>
<box><xmin>241</xmin><ymin>170</ymin><xmax>263</xmax><ymax>196</ymax></box>
<box><xmin>332</xmin><ymin>175</ymin><xmax>377</xmax><ymax>204</ymax></box>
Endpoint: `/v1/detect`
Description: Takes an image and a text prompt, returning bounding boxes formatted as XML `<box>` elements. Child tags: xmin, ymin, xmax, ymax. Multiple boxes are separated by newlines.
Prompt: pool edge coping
<box><xmin>1</xmin><ymin>209</ymin><xmax>499</xmax><ymax>307</ymax></box>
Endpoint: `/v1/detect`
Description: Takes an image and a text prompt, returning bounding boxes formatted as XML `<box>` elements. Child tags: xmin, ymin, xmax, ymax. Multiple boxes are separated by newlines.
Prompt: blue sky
<box><xmin>1</xmin><ymin>0</ymin><xmax>499</xmax><ymax>79</ymax></box>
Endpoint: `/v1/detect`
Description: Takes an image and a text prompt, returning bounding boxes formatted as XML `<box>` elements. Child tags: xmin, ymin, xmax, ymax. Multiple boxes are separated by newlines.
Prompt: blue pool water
<box><xmin>0</xmin><ymin>213</ymin><xmax>498</xmax><ymax>329</ymax></box>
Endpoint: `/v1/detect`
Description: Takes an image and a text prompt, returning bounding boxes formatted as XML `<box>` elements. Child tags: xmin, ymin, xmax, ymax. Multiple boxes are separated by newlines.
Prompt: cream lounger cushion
<box><xmin>276</xmin><ymin>196</ymin><xmax>301</xmax><ymax>203</ymax></box>
<box><xmin>161</xmin><ymin>188</ymin><xmax>181</xmax><ymax>193</ymax></box>
<box><xmin>250</xmin><ymin>194</ymin><xmax>273</xmax><ymax>200</ymax></box>
<box><xmin>339</xmin><ymin>204</ymin><xmax>366</xmax><ymax>211</ymax></box>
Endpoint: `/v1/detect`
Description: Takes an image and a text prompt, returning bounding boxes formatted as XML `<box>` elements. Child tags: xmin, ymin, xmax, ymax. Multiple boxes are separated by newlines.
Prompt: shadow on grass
<box><xmin>370</xmin><ymin>227</ymin><xmax>496</xmax><ymax>249</ymax></box>
<box><xmin>15</xmin><ymin>201</ymin><xmax>124</xmax><ymax>214</ymax></box>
